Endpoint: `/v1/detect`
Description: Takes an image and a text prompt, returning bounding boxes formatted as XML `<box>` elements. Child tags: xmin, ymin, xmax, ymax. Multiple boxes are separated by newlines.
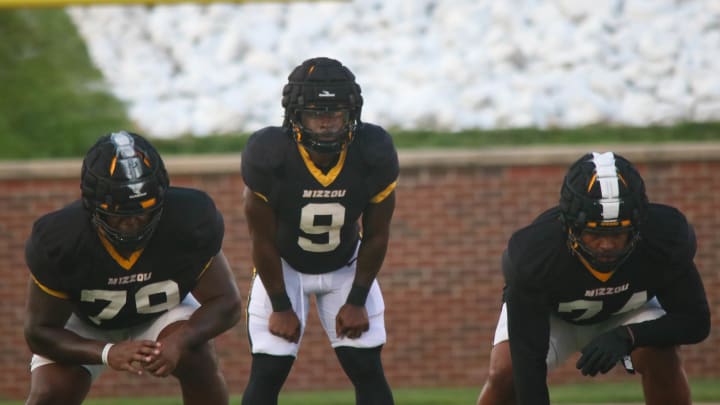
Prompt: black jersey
<box><xmin>241</xmin><ymin>123</ymin><xmax>399</xmax><ymax>274</ymax></box>
<box><xmin>503</xmin><ymin>204</ymin><xmax>710</xmax><ymax>404</ymax></box>
<box><xmin>26</xmin><ymin>187</ymin><xmax>224</xmax><ymax>330</ymax></box>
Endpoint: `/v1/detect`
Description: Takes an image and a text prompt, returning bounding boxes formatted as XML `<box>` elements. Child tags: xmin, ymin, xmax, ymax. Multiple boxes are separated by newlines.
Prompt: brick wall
<box><xmin>1</xmin><ymin>145</ymin><xmax>718</xmax><ymax>399</ymax></box>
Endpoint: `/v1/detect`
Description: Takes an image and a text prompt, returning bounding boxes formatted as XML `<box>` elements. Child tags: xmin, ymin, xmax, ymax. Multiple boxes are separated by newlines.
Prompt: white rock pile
<box><xmin>67</xmin><ymin>0</ymin><xmax>720</xmax><ymax>138</ymax></box>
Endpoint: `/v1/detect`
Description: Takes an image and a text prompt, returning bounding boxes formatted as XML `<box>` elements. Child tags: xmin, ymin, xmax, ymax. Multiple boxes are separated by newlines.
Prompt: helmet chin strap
<box><xmin>570</xmin><ymin>239</ymin><xmax>616</xmax><ymax>282</ymax></box>
<box><xmin>567</xmin><ymin>229</ymin><xmax>617</xmax><ymax>282</ymax></box>
<box><xmin>96</xmin><ymin>230</ymin><xmax>145</xmax><ymax>268</ymax></box>
<box><xmin>292</xmin><ymin>122</ymin><xmax>353</xmax><ymax>154</ymax></box>
<box><xmin>92</xmin><ymin>209</ymin><xmax>161</xmax><ymax>254</ymax></box>
<box><xmin>567</xmin><ymin>228</ymin><xmax>637</xmax><ymax>282</ymax></box>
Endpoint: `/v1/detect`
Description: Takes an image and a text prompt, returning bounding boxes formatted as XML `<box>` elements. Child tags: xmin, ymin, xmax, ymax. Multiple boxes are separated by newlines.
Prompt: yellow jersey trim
<box><xmin>196</xmin><ymin>257</ymin><xmax>214</xmax><ymax>280</ymax></box>
<box><xmin>297</xmin><ymin>144</ymin><xmax>347</xmax><ymax>187</ymax></box>
<box><xmin>31</xmin><ymin>274</ymin><xmax>69</xmax><ymax>299</ymax></box>
<box><xmin>98</xmin><ymin>232</ymin><xmax>144</xmax><ymax>270</ymax></box>
<box><xmin>574</xmin><ymin>247</ymin><xmax>615</xmax><ymax>282</ymax></box>
<box><xmin>370</xmin><ymin>181</ymin><xmax>397</xmax><ymax>203</ymax></box>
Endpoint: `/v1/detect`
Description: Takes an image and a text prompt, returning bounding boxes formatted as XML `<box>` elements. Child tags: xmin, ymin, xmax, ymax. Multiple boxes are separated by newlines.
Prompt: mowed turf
<box><xmin>2</xmin><ymin>380</ymin><xmax>720</xmax><ymax>404</ymax></box>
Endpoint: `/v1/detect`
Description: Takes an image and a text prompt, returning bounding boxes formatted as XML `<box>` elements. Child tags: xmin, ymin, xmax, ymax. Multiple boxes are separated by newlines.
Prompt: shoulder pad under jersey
<box><xmin>25</xmin><ymin>201</ymin><xmax>93</xmax><ymax>292</ymax></box>
<box><xmin>155</xmin><ymin>187</ymin><xmax>224</xmax><ymax>255</ymax></box>
<box><xmin>353</xmin><ymin>123</ymin><xmax>399</xmax><ymax>169</ymax></box>
<box><xmin>242</xmin><ymin>126</ymin><xmax>293</xmax><ymax>168</ymax></box>
<box><xmin>505</xmin><ymin>207</ymin><xmax>566</xmax><ymax>287</ymax></box>
<box><xmin>639</xmin><ymin>203</ymin><xmax>696</xmax><ymax>266</ymax></box>
<box><xmin>241</xmin><ymin>126</ymin><xmax>292</xmax><ymax>192</ymax></box>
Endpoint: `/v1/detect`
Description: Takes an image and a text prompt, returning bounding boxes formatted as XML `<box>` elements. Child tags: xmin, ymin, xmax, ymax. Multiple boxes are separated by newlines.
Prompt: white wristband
<box><xmin>101</xmin><ymin>343</ymin><xmax>114</xmax><ymax>365</ymax></box>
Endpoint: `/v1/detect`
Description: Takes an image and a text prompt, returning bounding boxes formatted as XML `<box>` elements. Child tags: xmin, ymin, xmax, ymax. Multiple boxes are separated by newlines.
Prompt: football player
<box><xmin>240</xmin><ymin>57</ymin><xmax>397</xmax><ymax>405</ymax></box>
<box><xmin>476</xmin><ymin>152</ymin><xmax>710</xmax><ymax>405</ymax></box>
<box><xmin>24</xmin><ymin>131</ymin><xmax>242</xmax><ymax>405</ymax></box>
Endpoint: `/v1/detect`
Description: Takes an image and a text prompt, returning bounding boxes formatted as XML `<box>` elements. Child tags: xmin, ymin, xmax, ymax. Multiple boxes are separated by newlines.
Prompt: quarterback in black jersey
<box><xmin>241</xmin><ymin>57</ymin><xmax>397</xmax><ymax>405</ymax></box>
<box><xmin>476</xmin><ymin>152</ymin><xmax>710</xmax><ymax>405</ymax></box>
<box><xmin>24</xmin><ymin>132</ymin><xmax>241</xmax><ymax>405</ymax></box>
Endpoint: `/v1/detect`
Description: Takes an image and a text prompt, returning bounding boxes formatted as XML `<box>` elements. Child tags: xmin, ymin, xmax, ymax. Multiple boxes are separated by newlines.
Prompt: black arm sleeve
<box><xmin>628</xmin><ymin>262</ymin><xmax>710</xmax><ymax>347</ymax></box>
<box><xmin>628</xmin><ymin>222</ymin><xmax>710</xmax><ymax>347</ymax></box>
<box><xmin>503</xmin><ymin>250</ymin><xmax>553</xmax><ymax>405</ymax></box>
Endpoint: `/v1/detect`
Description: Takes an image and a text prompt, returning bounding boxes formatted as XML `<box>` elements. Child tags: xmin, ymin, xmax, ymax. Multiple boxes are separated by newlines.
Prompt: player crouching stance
<box><xmin>24</xmin><ymin>131</ymin><xmax>242</xmax><ymax>405</ymax></box>
<box><xmin>477</xmin><ymin>152</ymin><xmax>710</xmax><ymax>405</ymax></box>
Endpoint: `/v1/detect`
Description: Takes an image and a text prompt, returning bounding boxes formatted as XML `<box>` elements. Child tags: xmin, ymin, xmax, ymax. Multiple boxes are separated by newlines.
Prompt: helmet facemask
<box><xmin>282</xmin><ymin>57</ymin><xmax>363</xmax><ymax>154</ymax></box>
<box><xmin>81</xmin><ymin>131</ymin><xmax>169</xmax><ymax>252</ymax></box>
<box><xmin>560</xmin><ymin>152</ymin><xmax>648</xmax><ymax>273</ymax></box>
<box><xmin>293</xmin><ymin>109</ymin><xmax>355</xmax><ymax>154</ymax></box>
<box><xmin>567</xmin><ymin>222</ymin><xmax>640</xmax><ymax>273</ymax></box>
<box><xmin>92</xmin><ymin>207</ymin><xmax>163</xmax><ymax>251</ymax></box>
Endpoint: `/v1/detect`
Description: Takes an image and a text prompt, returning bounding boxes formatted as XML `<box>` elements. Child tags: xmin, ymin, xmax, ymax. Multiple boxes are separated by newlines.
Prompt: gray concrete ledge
<box><xmin>0</xmin><ymin>143</ymin><xmax>718</xmax><ymax>180</ymax></box>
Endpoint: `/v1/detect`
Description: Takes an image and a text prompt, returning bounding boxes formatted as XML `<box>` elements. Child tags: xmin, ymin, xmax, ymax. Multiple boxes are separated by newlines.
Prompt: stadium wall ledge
<box><xmin>0</xmin><ymin>142</ymin><xmax>718</xmax><ymax>180</ymax></box>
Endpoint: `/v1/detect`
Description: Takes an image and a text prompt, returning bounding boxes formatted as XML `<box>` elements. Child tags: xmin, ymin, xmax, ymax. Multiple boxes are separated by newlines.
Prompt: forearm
<box><xmin>25</xmin><ymin>326</ymin><xmax>106</xmax><ymax>365</ymax></box>
<box><xmin>631</xmin><ymin>268</ymin><xmax>710</xmax><ymax>347</ymax></box>
<box><xmin>506</xmin><ymin>285</ymin><xmax>552</xmax><ymax>405</ymax></box>
<box><xmin>24</xmin><ymin>281</ymin><xmax>108</xmax><ymax>365</ymax></box>
<box><xmin>354</xmin><ymin>191</ymin><xmax>394</xmax><ymax>289</ymax></box>
<box><xmin>170</xmin><ymin>297</ymin><xmax>241</xmax><ymax>349</ymax></box>
<box><xmin>244</xmin><ymin>188</ymin><xmax>286</xmax><ymax>306</ymax></box>
<box><xmin>354</xmin><ymin>234</ymin><xmax>388</xmax><ymax>286</ymax></box>
<box><xmin>253</xmin><ymin>240</ymin><xmax>288</xmax><ymax>304</ymax></box>
<box><xmin>509</xmin><ymin>354</ymin><xmax>550</xmax><ymax>405</ymax></box>
<box><xmin>345</xmin><ymin>234</ymin><xmax>388</xmax><ymax>307</ymax></box>
<box><xmin>629</xmin><ymin>307</ymin><xmax>710</xmax><ymax>347</ymax></box>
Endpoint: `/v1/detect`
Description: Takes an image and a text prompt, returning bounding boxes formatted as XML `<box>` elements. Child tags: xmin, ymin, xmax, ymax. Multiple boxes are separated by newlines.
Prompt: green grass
<box><xmin>389</xmin><ymin>122</ymin><xmax>720</xmax><ymax>149</ymax></box>
<box><xmin>142</xmin><ymin>122</ymin><xmax>720</xmax><ymax>159</ymax></box>
<box><xmin>0</xmin><ymin>8</ymin><xmax>133</xmax><ymax>160</ymax></box>
<box><xmin>550</xmin><ymin>379</ymin><xmax>720</xmax><ymax>403</ymax></box>
<box><xmin>1</xmin><ymin>380</ymin><xmax>719</xmax><ymax>404</ymax></box>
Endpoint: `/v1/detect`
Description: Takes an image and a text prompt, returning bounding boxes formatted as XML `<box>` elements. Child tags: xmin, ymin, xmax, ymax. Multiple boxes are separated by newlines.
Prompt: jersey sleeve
<box><xmin>628</xmin><ymin>209</ymin><xmax>710</xmax><ymax>346</ymax></box>
<box><xmin>25</xmin><ymin>228</ymin><xmax>69</xmax><ymax>298</ymax></box>
<box><xmin>179</xmin><ymin>190</ymin><xmax>224</xmax><ymax>257</ymax></box>
<box><xmin>193</xmin><ymin>200</ymin><xmax>224</xmax><ymax>258</ymax></box>
<box><xmin>241</xmin><ymin>127</ymin><xmax>288</xmax><ymax>199</ymax></box>
<box><xmin>160</xmin><ymin>188</ymin><xmax>225</xmax><ymax>289</ymax></box>
<box><xmin>25</xmin><ymin>205</ymin><xmax>89</xmax><ymax>298</ymax></box>
<box><xmin>502</xmin><ymin>247</ymin><xmax>553</xmax><ymax>405</ymax></box>
<box><xmin>501</xmin><ymin>211</ymin><xmax>566</xmax><ymax>405</ymax></box>
<box><xmin>357</xmin><ymin>124</ymin><xmax>399</xmax><ymax>203</ymax></box>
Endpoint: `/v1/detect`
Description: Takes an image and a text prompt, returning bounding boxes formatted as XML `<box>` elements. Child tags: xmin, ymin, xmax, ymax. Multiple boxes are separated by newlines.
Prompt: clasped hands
<box><xmin>104</xmin><ymin>338</ymin><xmax>182</xmax><ymax>377</ymax></box>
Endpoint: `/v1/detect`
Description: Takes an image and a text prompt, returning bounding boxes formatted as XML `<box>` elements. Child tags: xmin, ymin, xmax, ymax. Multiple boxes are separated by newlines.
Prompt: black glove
<box><xmin>576</xmin><ymin>326</ymin><xmax>634</xmax><ymax>377</ymax></box>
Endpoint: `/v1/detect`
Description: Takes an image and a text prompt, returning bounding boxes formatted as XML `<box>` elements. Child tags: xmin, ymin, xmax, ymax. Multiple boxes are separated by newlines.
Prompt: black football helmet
<box><xmin>559</xmin><ymin>152</ymin><xmax>648</xmax><ymax>272</ymax></box>
<box><xmin>282</xmin><ymin>57</ymin><xmax>363</xmax><ymax>154</ymax></box>
<box><xmin>80</xmin><ymin>131</ymin><xmax>169</xmax><ymax>250</ymax></box>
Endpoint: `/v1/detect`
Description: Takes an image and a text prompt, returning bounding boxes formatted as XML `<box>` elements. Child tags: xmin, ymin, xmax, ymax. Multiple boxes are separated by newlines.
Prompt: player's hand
<box><xmin>336</xmin><ymin>303</ymin><xmax>369</xmax><ymax>339</ymax></box>
<box><xmin>144</xmin><ymin>336</ymin><xmax>183</xmax><ymax>377</ymax></box>
<box><xmin>576</xmin><ymin>327</ymin><xmax>634</xmax><ymax>376</ymax></box>
<box><xmin>105</xmin><ymin>340</ymin><xmax>161</xmax><ymax>375</ymax></box>
<box><xmin>269</xmin><ymin>309</ymin><xmax>301</xmax><ymax>343</ymax></box>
